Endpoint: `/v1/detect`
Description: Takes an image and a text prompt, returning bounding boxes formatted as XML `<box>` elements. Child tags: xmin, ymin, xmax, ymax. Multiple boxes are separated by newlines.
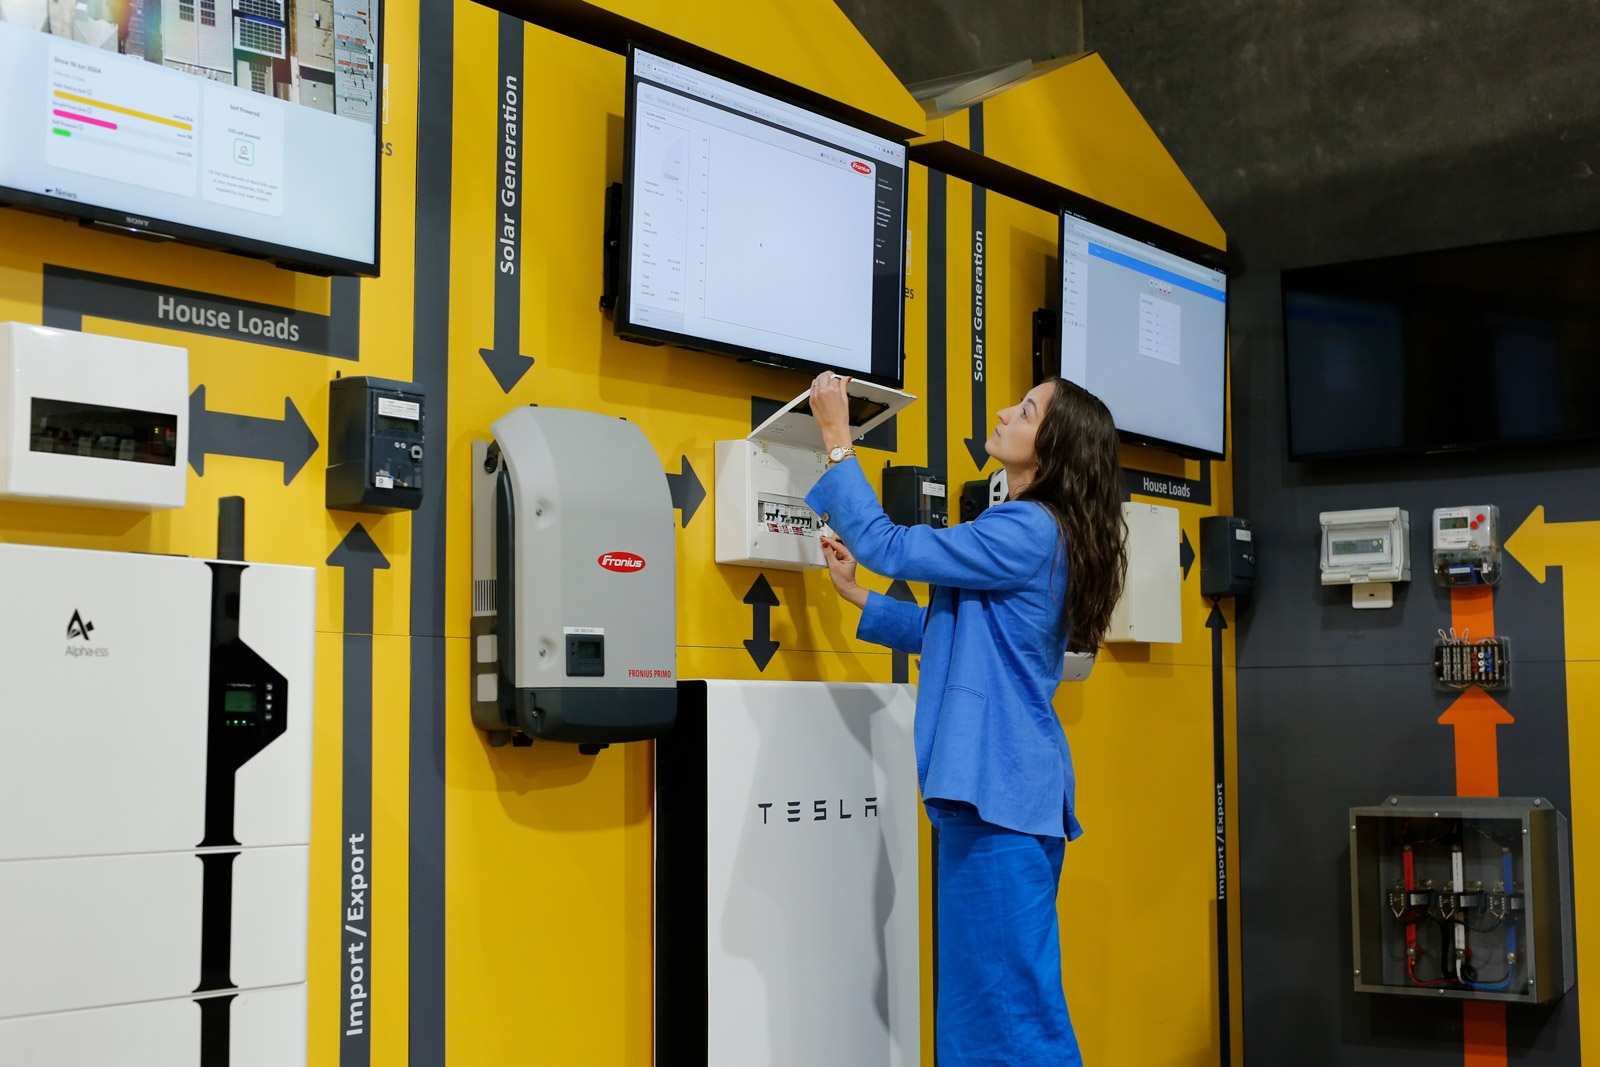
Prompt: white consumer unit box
<box><xmin>1321</xmin><ymin>507</ymin><xmax>1411</xmax><ymax>608</ymax></box>
<box><xmin>715</xmin><ymin>380</ymin><xmax>914</xmax><ymax>571</ymax></box>
<box><xmin>0</xmin><ymin>322</ymin><xmax>189</xmax><ymax>509</ymax></box>
<box><xmin>0</xmin><ymin>543</ymin><xmax>315</xmax><ymax>1066</ymax></box>
<box><xmin>656</xmin><ymin>681</ymin><xmax>921</xmax><ymax>1066</ymax></box>
<box><xmin>1105</xmin><ymin>501</ymin><xmax>1182</xmax><ymax>643</ymax></box>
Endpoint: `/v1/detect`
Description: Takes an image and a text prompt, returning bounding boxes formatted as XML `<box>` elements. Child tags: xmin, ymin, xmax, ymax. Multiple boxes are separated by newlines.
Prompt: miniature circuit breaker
<box><xmin>1349</xmin><ymin>797</ymin><xmax>1574</xmax><ymax>1004</ymax></box>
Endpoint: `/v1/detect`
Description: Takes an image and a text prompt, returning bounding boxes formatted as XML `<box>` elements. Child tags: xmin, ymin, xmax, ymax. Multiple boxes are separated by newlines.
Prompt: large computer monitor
<box><xmin>617</xmin><ymin>45</ymin><xmax>907</xmax><ymax>386</ymax></box>
<box><xmin>0</xmin><ymin>0</ymin><xmax>382</xmax><ymax>275</ymax></box>
<box><xmin>1058</xmin><ymin>210</ymin><xmax>1228</xmax><ymax>458</ymax></box>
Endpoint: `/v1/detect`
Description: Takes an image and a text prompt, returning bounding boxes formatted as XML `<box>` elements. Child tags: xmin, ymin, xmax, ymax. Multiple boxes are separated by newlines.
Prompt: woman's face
<box><xmin>985</xmin><ymin>382</ymin><xmax>1056</xmax><ymax>468</ymax></box>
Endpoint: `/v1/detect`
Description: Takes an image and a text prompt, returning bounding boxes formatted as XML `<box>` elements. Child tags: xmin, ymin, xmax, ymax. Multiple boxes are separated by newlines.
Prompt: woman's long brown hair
<box><xmin>1015</xmin><ymin>378</ymin><xmax>1128</xmax><ymax>653</ymax></box>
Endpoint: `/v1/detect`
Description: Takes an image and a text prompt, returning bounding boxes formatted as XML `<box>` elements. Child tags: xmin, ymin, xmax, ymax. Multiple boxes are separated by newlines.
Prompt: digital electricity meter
<box><xmin>1320</xmin><ymin>507</ymin><xmax>1410</xmax><ymax>609</ymax></box>
<box><xmin>1432</xmin><ymin>506</ymin><xmax>1500</xmax><ymax>587</ymax></box>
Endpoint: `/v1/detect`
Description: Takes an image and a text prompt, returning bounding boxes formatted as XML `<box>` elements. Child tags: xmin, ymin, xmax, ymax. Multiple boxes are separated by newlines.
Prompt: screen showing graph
<box><xmin>0</xmin><ymin>0</ymin><xmax>380</xmax><ymax>274</ymax></box>
<box><xmin>619</xmin><ymin>47</ymin><xmax>906</xmax><ymax>384</ymax></box>
<box><xmin>1058</xmin><ymin>210</ymin><xmax>1228</xmax><ymax>458</ymax></box>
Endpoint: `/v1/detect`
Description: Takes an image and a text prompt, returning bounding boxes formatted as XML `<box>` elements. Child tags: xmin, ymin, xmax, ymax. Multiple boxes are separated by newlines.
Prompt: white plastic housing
<box><xmin>714</xmin><ymin>380</ymin><xmax>914</xmax><ymax>571</ymax></box>
<box><xmin>1105</xmin><ymin>502</ymin><xmax>1182</xmax><ymax>643</ymax></box>
<box><xmin>0</xmin><ymin>322</ymin><xmax>188</xmax><ymax>509</ymax></box>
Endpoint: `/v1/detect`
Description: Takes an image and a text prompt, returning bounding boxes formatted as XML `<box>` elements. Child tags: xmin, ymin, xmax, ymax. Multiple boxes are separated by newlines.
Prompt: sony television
<box><xmin>617</xmin><ymin>44</ymin><xmax>908</xmax><ymax>386</ymax></box>
<box><xmin>1057</xmin><ymin>209</ymin><xmax>1229</xmax><ymax>459</ymax></box>
<box><xmin>0</xmin><ymin>0</ymin><xmax>382</xmax><ymax>275</ymax></box>
<box><xmin>1283</xmin><ymin>230</ymin><xmax>1600</xmax><ymax>459</ymax></box>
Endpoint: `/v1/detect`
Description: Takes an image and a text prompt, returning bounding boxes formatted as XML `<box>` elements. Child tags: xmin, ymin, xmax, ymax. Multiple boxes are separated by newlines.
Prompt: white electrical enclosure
<box><xmin>1432</xmin><ymin>505</ymin><xmax>1500</xmax><ymax>587</ymax></box>
<box><xmin>656</xmin><ymin>681</ymin><xmax>921</xmax><ymax>1066</ymax></box>
<box><xmin>1321</xmin><ymin>507</ymin><xmax>1411</xmax><ymax>609</ymax></box>
<box><xmin>1105</xmin><ymin>501</ymin><xmax>1182</xmax><ymax>643</ymax></box>
<box><xmin>0</xmin><ymin>543</ymin><xmax>315</xmax><ymax>1066</ymax></box>
<box><xmin>0</xmin><ymin>322</ymin><xmax>188</xmax><ymax>509</ymax></box>
<box><xmin>714</xmin><ymin>379</ymin><xmax>914</xmax><ymax>570</ymax></box>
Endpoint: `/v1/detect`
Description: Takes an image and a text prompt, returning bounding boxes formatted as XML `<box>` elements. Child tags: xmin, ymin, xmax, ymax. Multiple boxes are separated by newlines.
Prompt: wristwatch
<box><xmin>828</xmin><ymin>445</ymin><xmax>857</xmax><ymax>466</ymax></box>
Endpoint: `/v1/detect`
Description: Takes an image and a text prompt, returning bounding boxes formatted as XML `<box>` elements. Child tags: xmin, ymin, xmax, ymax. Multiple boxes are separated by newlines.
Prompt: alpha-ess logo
<box><xmin>598</xmin><ymin>551</ymin><xmax>646</xmax><ymax>573</ymax></box>
<box><xmin>851</xmin><ymin>161</ymin><xmax>871</xmax><ymax>174</ymax></box>
<box><xmin>65</xmin><ymin>610</ymin><xmax>109</xmax><ymax>657</ymax></box>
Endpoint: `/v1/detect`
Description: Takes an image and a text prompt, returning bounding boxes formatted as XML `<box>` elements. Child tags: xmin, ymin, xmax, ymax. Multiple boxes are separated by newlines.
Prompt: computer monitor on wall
<box><xmin>0</xmin><ymin>0</ymin><xmax>383</xmax><ymax>275</ymax></box>
<box><xmin>616</xmin><ymin>44</ymin><xmax>908</xmax><ymax>386</ymax></box>
<box><xmin>1057</xmin><ymin>209</ymin><xmax>1228</xmax><ymax>459</ymax></box>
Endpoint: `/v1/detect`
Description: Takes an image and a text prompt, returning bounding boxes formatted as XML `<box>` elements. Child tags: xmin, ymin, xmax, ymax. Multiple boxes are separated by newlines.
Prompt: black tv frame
<box><xmin>1055</xmin><ymin>207</ymin><xmax>1230</xmax><ymax>461</ymax></box>
<box><xmin>0</xmin><ymin>7</ymin><xmax>385</xmax><ymax>278</ymax></box>
<box><xmin>615</xmin><ymin>41</ymin><xmax>908</xmax><ymax>388</ymax></box>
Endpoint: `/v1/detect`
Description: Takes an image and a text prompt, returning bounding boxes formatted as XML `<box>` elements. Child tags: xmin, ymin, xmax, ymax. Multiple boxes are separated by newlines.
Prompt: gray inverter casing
<box><xmin>470</xmin><ymin>408</ymin><xmax>676</xmax><ymax>747</ymax></box>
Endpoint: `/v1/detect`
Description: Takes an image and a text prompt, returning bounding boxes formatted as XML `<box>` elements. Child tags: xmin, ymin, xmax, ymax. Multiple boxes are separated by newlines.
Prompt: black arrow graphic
<box><xmin>961</xmin><ymin>104</ymin><xmax>990</xmax><ymax>473</ymax></box>
<box><xmin>479</xmin><ymin>13</ymin><xmax>535</xmax><ymax>394</ymax></box>
<box><xmin>665</xmin><ymin>456</ymin><xmax>705</xmax><ymax>528</ymax></box>
<box><xmin>1206</xmin><ymin>601</ymin><xmax>1231</xmax><ymax>1066</ymax></box>
<box><xmin>1180</xmin><ymin>529</ymin><xmax>1196</xmax><ymax>581</ymax></box>
<box><xmin>742</xmin><ymin>574</ymin><xmax>780</xmax><ymax>671</ymax></box>
<box><xmin>886</xmin><ymin>579</ymin><xmax>918</xmax><ymax>684</ymax></box>
<box><xmin>328</xmin><ymin>524</ymin><xmax>388</xmax><ymax>1066</ymax></box>
<box><xmin>188</xmin><ymin>385</ymin><xmax>319</xmax><ymax>485</ymax></box>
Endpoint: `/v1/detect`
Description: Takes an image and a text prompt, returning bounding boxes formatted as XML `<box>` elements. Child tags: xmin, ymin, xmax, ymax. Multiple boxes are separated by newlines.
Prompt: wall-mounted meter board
<box><xmin>1320</xmin><ymin>507</ymin><xmax>1410</xmax><ymax>608</ymax></box>
<box><xmin>1432</xmin><ymin>506</ymin><xmax>1500</xmax><ymax>587</ymax></box>
<box><xmin>715</xmin><ymin>379</ymin><xmax>914</xmax><ymax>570</ymax></box>
<box><xmin>0</xmin><ymin>322</ymin><xmax>187</xmax><ymax>510</ymax></box>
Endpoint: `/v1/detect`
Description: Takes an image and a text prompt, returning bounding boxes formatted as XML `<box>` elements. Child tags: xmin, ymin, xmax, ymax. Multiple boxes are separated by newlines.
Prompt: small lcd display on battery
<box><xmin>224</xmin><ymin>689</ymin><xmax>257</xmax><ymax>713</ymax></box>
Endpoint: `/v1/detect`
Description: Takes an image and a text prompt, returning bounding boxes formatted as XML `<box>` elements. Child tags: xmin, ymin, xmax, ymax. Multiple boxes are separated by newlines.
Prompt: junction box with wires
<box><xmin>1434</xmin><ymin>630</ymin><xmax>1510</xmax><ymax>690</ymax></box>
<box><xmin>1349</xmin><ymin>796</ymin><xmax>1574</xmax><ymax>1004</ymax></box>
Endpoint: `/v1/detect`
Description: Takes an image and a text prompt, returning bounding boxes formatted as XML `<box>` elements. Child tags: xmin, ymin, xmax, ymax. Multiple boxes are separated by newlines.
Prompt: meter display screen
<box><xmin>1439</xmin><ymin>516</ymin><xmax>1469</xmax><ymax>530</ymax></box>
<box><xmin>224</xmin><ymin>689</ymin><xmax>257</xmax><ymax>713</ymax></box>
<box><xmin>1333</xmin><ymin>538</ymin><xmax>1384</xmax><ymax>556</ymax></box>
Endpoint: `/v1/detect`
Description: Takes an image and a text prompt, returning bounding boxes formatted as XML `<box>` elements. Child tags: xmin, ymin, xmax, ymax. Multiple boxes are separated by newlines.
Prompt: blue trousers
<box><xmin>933</xmin><ymin>803</ymin><xmax>1082</xmax><ymax>1066</ymax></box>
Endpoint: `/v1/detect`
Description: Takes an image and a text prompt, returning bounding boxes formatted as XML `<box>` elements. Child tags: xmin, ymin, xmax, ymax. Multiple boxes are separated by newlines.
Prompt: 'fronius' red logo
<box><xmin>851</xmin><ymin>161</ymin><xmax>871</xmax><ymax>174</ymax></box>
<box><xmin>598</xmin><ymin>552</ymin><xmax>646</xmax><ymax>573</ymax></box>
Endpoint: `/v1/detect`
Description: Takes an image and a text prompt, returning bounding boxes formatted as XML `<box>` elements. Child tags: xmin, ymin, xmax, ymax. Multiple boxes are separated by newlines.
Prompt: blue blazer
<box><xmin>807</xmin><ymin>458</ymin><xmax>1081</xmax><ymax>841</ymax></box>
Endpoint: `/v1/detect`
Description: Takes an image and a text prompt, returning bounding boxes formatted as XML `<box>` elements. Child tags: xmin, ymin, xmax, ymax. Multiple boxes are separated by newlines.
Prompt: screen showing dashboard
<box><xmin>619</xmin><ymin>46</ymin><xmax>906</xmax><ymax>384</ymax></box>
<box><xmin>0</xmin><ymin>0</ymin><xmax>381</xmax><ymax>274</ymax></box>
<box><xmin>1058</xmin><ymin>210</ymin><xmax>1228</xmax><ymax>457</ymax></box>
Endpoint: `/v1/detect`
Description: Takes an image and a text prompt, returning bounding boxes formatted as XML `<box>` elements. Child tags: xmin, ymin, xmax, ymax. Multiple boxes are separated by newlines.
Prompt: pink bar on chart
<box><xmin>52</xmin><ymin>109</ymin><xmax>117</xmax><ymax>130</ymax></box>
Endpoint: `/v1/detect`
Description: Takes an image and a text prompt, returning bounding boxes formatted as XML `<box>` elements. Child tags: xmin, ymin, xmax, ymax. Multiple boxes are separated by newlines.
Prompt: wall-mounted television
<box><xmin>1057</xmin><ymin>209</ymin><xmax>1229</xmax><ymax>459</ymax></box>
<box><xmin>0</xmin><ymin>0</ymin><xmax>382</xmax><ymax>275</ymax></box>
<box><xmin>1283</xmin><ymin>231</ymin><xmax>1600</xmax><ymax>459</ymax></box>
<box><xmin>617</xmin><ymin>45</ymin><xmax>907</xmax><ymax>386</ymax></box>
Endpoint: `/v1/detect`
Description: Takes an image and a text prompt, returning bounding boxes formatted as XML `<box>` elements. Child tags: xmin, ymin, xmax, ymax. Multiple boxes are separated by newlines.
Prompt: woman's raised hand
<box><xmin>809</xmin><ymin>370</ymin><xmax>854</xmax><ymax>451</ymax></box>
<box><xmin>820</xmin><ymin>534</ymin><xmax>868</xmax><ymax>609</ymax></box>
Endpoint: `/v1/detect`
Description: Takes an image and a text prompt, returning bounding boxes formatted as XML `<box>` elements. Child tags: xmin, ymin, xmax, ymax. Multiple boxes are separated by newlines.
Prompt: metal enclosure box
<box><xmin>882</xmin><ymin>465</ymin><xmax>948</xmax><ymax>528</ymax></box>
<box><xmin>325</xmin><ymin>376</ymin><xmax>427</xmax><ymax>511</ymax></box>
<box><xmin>0</xmin><ymin>542</ymin><xmax>315</xmax><ymax>1064</ymax></box>
<box><xmin>470</xmin><ymin>407</ymin><xmax>677</xmax><ymax>746</ymax></box>
<box><xmin>1105</xmin><ymin>501</ymin><xmax>1182</xmax><ymax>643</ymax></box>
<box><xmin>0</xmin><ymin>322</ymin><xmax>188</xmax><ymax>509</ymax></box>
<box><xmin>657</xmin><ymin>680</ymin><xmax>921</xmax><ymax>1066</ymax></box>
<box><xmin>1350</xmin><ymin>796</ymin><xmax>1574</xmax><ymax>1004</ymax></box>
<box><xmin>714</xmin><ymin>381</ymin><xmax>914</xmax><ymax>571</ymax></box>
<box><xmin>1200</xmin><ymin>514</ymin><xmax>1255</xmax><ymax>598</ymax></box>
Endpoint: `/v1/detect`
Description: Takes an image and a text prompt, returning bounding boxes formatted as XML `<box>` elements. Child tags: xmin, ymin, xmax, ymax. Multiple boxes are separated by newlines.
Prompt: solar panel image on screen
<box><xmin>0</xmin><ymin>0</ymin><xmax>381</xmax><ymax>274</ymax></box>
<box><xmin>619</xmin><ymin>47</ymin><xmax>907</xmax><ymax>384</ymax></box>
<box><xmin>1058</xmin><ymin>211</ymin><xmax>1228</xmax><ymax>457</ymax></box>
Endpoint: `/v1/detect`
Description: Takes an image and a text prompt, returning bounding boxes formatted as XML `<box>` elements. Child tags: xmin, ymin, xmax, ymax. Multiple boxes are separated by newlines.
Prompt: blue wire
<box><xmin>1460</xmin><ymin>850</ymin><xmax>1517</xmax><ymax>992</ymax></box>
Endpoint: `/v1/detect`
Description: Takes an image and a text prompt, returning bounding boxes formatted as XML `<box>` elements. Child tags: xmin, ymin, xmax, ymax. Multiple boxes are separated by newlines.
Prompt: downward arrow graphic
<box><xmin>665</xmin><ymin>455</ymin><xmax>705</xmax><ymax>528</ymax></box>
<box><xmin>188</xmin><ymin>385</ymin><xmax>319</xmax><ymax>485</ymax></box>
<box><xmin>743</xmin><ymin>574</ymin><xmax>780</xmax><ymax>671</ymax></box>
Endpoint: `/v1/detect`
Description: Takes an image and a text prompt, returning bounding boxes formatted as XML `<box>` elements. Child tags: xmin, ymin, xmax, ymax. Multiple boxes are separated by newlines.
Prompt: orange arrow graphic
<box><xmin>1445</xmin><ymin>586</ymin><xmax>1509</xmax><ymax>1067</ymax></box>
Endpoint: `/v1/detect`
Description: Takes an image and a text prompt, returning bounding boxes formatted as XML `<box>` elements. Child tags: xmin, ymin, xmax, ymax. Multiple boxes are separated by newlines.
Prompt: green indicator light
<box><xmin>52</xmin><ymin>129</ymin><xmax>71</xmax><ymax>137</ymax></box>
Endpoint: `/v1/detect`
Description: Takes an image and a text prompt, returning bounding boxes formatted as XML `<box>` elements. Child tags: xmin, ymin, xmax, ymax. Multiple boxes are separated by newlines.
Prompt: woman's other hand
<box><xmin>809</xmin><ymin>371</ymin><xmax>854</xmax><ymax>452</ymax></box>
<box><xmin>820</xmin><ymin>534</ymin><xmax>868</xmax><ymax>609</ymax></box>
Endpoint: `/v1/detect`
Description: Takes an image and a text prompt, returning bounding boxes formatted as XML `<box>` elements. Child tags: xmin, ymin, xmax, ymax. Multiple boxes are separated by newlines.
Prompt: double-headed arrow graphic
<box><xmin>188</xmin><ymin>385</ymin><xmax>319</xmax><ymax>485</ymax></box>
<box><xmin>743</xmin><ymin>574</ymin><xmax>780</xmax><ymax>671</ymax></box>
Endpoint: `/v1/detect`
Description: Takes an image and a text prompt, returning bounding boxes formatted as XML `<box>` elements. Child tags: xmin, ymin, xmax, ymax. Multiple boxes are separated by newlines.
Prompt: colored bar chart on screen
<box><xmin>45</xmin><ymin>41</ymin><xmax>199</xmax><ymax>197</ymax></box>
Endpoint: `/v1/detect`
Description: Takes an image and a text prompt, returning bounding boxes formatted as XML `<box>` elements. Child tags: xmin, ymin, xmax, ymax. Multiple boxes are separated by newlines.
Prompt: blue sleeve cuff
<box><xmin>857</xmin><ymin>589</ymin><xmax>923</xmax><ymax>655</ymax></box>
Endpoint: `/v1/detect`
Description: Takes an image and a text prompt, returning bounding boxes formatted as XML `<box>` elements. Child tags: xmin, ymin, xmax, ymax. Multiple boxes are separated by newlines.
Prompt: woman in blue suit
<box><xmin>806</xmin><ymin>370</ymin><xmax>1127</xmax><ymax>1066</ymax></box>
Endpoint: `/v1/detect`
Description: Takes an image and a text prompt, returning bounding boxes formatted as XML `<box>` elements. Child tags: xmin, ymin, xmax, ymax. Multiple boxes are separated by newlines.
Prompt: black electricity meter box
<box><xmin>1200</xmin><ymin>515</ymin><xmax>1255</xmax><ymax>598</ymax></box>
<box><xmin>326</xmin><ymin>376</ymin><xmax>427</xmax><ymax>511</ymax></box>
<box><xmin>882</xmin><ymin>465</ymin><xmax>948</xmax><ymax>528</ymax></box>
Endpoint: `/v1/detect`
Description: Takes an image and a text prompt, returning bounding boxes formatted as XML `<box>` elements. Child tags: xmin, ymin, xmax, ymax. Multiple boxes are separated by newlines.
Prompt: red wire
<box><xmin>1403</xmin><ymin>847</ymin><xmax>1455</xmax><ymax>987</ymax></box>
<box><xmin>1408</xmin><ymin>958</ymin><xmax>1454</xmax><ymax>987</ymax></box>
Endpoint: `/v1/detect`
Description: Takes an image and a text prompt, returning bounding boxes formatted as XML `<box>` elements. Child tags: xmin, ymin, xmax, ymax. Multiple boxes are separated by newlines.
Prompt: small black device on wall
<box><xmin>1200</xmin><ymin>515</ymin><xmax>1255</xmax><ymax>598</ymax></box>
<box><xmin>326</xmin><ymin>376</ymin><xmax>426</xmax><ymax>511</ymax></box>
<box><xmin>882</xmin><ymin>465</ymin><xmax>947</xmax><ymax>528</ymax></box>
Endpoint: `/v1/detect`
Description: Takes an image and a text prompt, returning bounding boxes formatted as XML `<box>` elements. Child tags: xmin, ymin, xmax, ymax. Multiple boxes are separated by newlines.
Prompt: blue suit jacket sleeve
<box><xmin>857</xmin><ymin>590</ymin><xmax>925</xmax><ymax>654</ymax></box>
<box><xmin>805</xmin><ymin>457</ymin><xmax>1057</xmax><ymax>590</ymax></box>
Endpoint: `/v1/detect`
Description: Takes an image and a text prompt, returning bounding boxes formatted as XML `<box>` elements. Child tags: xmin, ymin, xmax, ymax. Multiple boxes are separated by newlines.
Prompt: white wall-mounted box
<box><xmin>715</xmin><ymin>380</ymin><xmax>914</xmax><ymax>571</ymax></box>
<box><xmin>1105</xmin><ymin>501</ymin><xmax>1182</xmax><ymax>644</ymax></box>
<box><xmin>0</xmin><ymin>322</ymin><xmax>188</xmax><ymax>509</ymax></box>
